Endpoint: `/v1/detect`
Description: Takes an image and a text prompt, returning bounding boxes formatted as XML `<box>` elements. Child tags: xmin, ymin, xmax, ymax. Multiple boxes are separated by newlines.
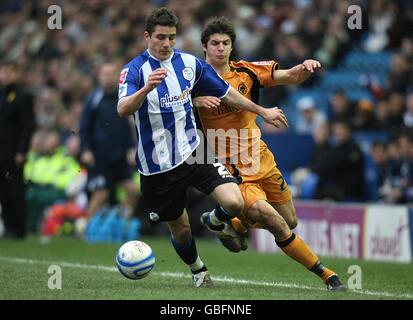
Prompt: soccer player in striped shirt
<box><xmin>194</xmin><ymin>17</ymin><xmax>346</xmax><ymax>291</ymax></box>
<box><xmin>117</xmin><ymin>8</ymin><xmax>288</xmax><ymax>288</ymax></box>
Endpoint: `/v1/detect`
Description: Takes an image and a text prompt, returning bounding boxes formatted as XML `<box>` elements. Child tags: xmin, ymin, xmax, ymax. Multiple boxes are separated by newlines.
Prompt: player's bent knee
<box><xmin>225</xmin><ymin>196</ymin><xmax>244</xmax><ymax>215</ymax></box>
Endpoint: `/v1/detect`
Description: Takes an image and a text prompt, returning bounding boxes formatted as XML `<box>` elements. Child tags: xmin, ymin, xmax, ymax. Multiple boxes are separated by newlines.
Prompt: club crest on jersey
<box><xmin>119</xmin><ymin>68</ymin><xmax>129</xmax><ymax>84</ymax></box>
<box><xmin>182</xmin><ymin>67</ymin><xmax>194</xmax><ymax>81</ymax></box>
<box><xmin>238</xmin><ymin>83</ymin><xmax>247</xmax><ymax>95</ymax></box>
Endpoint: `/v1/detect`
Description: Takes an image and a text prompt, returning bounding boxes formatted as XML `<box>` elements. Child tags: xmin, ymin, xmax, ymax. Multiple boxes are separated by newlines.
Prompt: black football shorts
<box><xmin>139</xmin><ymin>160</ymin><xmax>238</xmax><ymax>224</ymax></box>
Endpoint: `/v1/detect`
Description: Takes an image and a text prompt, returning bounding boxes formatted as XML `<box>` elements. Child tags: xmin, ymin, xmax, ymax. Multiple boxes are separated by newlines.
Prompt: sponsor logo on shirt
<box><xmin>160</xmin><ymin>86</ymin><xmax>191</xmax><ymax>108</ymax></box>
<box><xmin>251</xmin><ymin>61</ymin><xmax>272</xmax><ymax>65</ymax></box>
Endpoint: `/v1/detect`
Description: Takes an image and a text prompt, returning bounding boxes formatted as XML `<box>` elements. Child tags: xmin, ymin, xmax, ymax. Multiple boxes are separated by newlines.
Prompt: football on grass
<box><xmin>116</xmin><ymin>240</ymin><xmax>155</xmax><ymax>280</ymax></box>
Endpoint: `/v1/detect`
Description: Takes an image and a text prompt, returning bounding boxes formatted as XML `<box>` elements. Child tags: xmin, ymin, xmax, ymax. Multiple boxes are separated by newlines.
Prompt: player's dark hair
<box><xmin>201</xmin><ymin>17</ymin><xmax>236</xmax><ymax>46</ymax></box>
<box><xmin>145</xmin><ymin>7</ymin><xmax>179</xmax><ymax>35</ymax></box>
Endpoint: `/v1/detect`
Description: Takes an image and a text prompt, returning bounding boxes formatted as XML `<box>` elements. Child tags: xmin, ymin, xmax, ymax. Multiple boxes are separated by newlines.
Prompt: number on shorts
<box><xmin>213</xmin><ymin>163</ymin><xmax>230</xmax><ymax>178</ymax></box>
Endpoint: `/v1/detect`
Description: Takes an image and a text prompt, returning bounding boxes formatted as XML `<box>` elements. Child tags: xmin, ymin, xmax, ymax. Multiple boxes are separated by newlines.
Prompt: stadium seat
<box><xmin>321</xmin><ymin>72</ymin><xmax>366</xmax><ymax>91</ymax></box>
<box><xmin>341</xmin><ymin>51</ymin><xmax>392</xmax><ymax>73</ymax></box>
<box><xmin>344</xmin><ymin>89</ymin><xmax>374</xmax><ymax>102</ymax></box>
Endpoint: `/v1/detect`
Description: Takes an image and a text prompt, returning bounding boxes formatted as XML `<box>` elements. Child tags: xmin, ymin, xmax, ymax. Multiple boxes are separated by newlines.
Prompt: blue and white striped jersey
<box><xmin>118</xmin><ymin>49</ymin><xmax>230</xmax><ymax>175</ymax></box>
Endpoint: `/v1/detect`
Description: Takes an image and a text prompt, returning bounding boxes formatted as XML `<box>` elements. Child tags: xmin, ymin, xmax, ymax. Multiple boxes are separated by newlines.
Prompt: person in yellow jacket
<box><xmin>24</xmin><ymin>131</ymin><xmax>81</xmax><ymax>232</ymax></box>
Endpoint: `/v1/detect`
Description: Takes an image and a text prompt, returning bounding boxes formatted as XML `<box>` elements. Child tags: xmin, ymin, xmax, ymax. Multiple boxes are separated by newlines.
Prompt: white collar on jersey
<box><xmin>145</xmin><ymin>49</ymin><xmax>175</xmax><ymax>63</ymax></box>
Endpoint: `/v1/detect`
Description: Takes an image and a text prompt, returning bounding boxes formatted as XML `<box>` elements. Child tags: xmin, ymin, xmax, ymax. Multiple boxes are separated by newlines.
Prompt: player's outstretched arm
<box><xmin>222</xmin><ymin>87</ymin><xmax>288</xmax><ymax>128</ymax></box>
<box><xmin>117</xmin><ymin>68</ymin><xmax>167</xmax><ymax>117</ymax></box>
<box><xmin>273</xmin><ymin>59</ymin><xmax>321</xmax><ymax>85</ymax></box>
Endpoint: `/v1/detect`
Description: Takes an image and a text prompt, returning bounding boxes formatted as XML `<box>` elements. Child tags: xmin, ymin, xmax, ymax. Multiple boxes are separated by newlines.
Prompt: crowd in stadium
<box><xmin>1</xmin><ymin>0</ymin><xmax>413</xmax><ymax>236</ymax></box>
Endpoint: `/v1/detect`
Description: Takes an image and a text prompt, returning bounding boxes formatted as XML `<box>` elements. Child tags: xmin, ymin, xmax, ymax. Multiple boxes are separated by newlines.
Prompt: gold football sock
<box><xmin>309</xmin><ymin>260</ymin><xmax>336</xmax><ymax>283</ymax></box>
<box><xmin>276</xmin><ymin>233</ymin><xmax>319</xmax><ymax>269</ymax></box>
<box><xmin>277</xmin><ymin>233</ymin><xmax>337</xmax><ymax>283</ymax></box>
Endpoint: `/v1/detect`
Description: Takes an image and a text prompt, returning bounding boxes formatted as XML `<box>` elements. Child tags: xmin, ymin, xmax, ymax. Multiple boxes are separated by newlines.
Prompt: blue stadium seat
<box><xmin>320</xmin><ymin>71</ymin><xmax>388</xmax><ymax>92</ymax></box>
<box><xmin>341</xmin><ymin>51</ymin><xmax>392</xmax><ymax>73</ymax></box>
<box><xmin>344</xmin><ymin>89</ymin><xmax>374</xmax><ymax>102</ymax></box>
<box><xmin>321</xmin><ymin>72</ymin><xmax>366</xmax><ymax>91</ymax></box>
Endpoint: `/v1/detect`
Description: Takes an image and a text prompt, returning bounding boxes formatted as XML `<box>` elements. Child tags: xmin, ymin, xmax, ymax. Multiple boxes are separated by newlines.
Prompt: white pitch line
<box><xmin>0</xmin><ymin>256</ymin><xmax>411</xmax><ymax>299</ymax></box>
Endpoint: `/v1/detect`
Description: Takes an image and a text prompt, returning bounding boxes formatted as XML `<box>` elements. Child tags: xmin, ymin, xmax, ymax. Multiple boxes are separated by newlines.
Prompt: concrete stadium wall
<box><xmin>251</xmin><ymin>201</ymin><xmax>413</xmax><ymax>263</ymax></box>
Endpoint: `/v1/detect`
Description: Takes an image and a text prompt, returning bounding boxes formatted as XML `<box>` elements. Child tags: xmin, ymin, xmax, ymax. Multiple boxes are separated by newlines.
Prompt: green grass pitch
<box><xmin>0</xmin><ymin>235</ymin><xmax>412</xmax><ymax>300</ymax></box>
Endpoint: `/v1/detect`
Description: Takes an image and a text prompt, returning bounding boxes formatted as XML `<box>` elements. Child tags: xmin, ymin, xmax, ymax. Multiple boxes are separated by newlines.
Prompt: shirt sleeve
<box><xmin>192</xmin><ymin>59</ymin><xmax>230</xmax><ymax>98</ymax></box>
<box><xmin>118</xmin><ymin>64</ymin><xmax>139</xmax><ymax>100</ymax></box>
<box><xmin>233</xmin><ymin>60</ymin><xmax>279</xmax><ymax>88</ymax></box>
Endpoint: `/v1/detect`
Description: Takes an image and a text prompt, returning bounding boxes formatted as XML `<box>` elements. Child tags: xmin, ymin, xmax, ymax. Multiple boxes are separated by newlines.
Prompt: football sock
<box><xmin>276</xmin><ymin>232</ymin><xmax>319</xmax><ymax>270</ymax></box>
<box><xmin>205</xmin><ymin>206</ymin><xmax>234</xmax><ymax>231</ymax></box>
<box><xmin>190</xmin><ymin>257</ymin><xmax>207</xmax><ymax>274</ymax></box>
<box><xmin>171</xmin><ymin>235</ymin><xmax>201</xmax><ymax>267</ymax></box>
<box><xmin>211</xmin><ymin>205</ymin><xmax>234</xmax><ymax>223</ymax></box>
<box><xmin>206</xmin><ymin>211</ymin><xmax>225</xmax><ymax>231</ymax></box>
<box><xmin>310</xmin><ymin>260</ymin><xmax>336</xmax><ymax>283</ymax></box>
<box><xmin>231</xmin><ymin>218</ymin><xmax>248</xmax><ymax>234</ymax></box>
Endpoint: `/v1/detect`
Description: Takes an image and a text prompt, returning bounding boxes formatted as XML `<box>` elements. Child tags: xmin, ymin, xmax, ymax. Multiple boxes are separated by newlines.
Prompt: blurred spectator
<box><xmin>328</xmin><ymin>90</ymin><xmax>355</xmax><ymax>123</ymax></box>
<box><xmin>309</xmin><ymin>122</ymin><xmax>332</xmax><ymax>176</ymax></box>
<box><xmin>375</xmin><ymin>99</ymin><xmax>391</xmax><ymax>131</ymax></box>
<box><xmin>315</xmin><ymin>13</ymin><xmax>350</xmax><ymax>68</ymax></box>
<box><xmin>388</xmin><ymin>53</ymin><xmax>411</xmax><ymax>94</ymax></box>
<box><xmin>400</xmin><ymin>36</ymin><xmax>413</xmax><ymax>61</ymax></box>
<box><xmin>79</xmin><ymin>62</ymin><xmax>138</xmax><ymax>220</ymax></box>
<box><xmin>314</xmin><ymin>121</ymin><xmax>365</xmax><ymax>201</ymax></box>
<box><xmin>403</xmin><ymin>92</ymin><xmax>413</xmax><ymax>132</ymax></box>
<box><xmin>387</xmin><ymin>92</ymin><xmax>406</xmax><ymax>137</ymax></box>
<box><xmin>24</xmin><ymin>130</ymin><xmax>80</xmax><ymax>232</ymax></box>
<box><xmin>351</xmin><ymin>99</ymin><xmax>378</xmax><ymax>130</ymax></box>
<box><xmin>295</xmin><ymin>96</ymin><xmax>326</xmax><ymax>134</ymax></box>
<box><xmin>386</xmin><ymin>1</ymin><xmax>413</xmax><ymax>50</ymax></box>
<box><xmin>0</xmin><ymin>61</ymin><xmax>35</xmax><ymax>239</ymax></box>
<box><xmin>370</xmin><ymin>141</ymin><xmax>391</xmax><ymax>201</ymax></box>
<box><xmin>378</xmin><ymin>135</ymin><xmax>413</xmax><ymax>203</ymax></box>
<box><xmin>305</xmin><ymin>122</ymin><xmax>332</xmax><ymax>198</ymax></box>
<box><xmin>363</xmin><ymin>0</ymin><xmax>395</xmax><ymax>52</ymax></box>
